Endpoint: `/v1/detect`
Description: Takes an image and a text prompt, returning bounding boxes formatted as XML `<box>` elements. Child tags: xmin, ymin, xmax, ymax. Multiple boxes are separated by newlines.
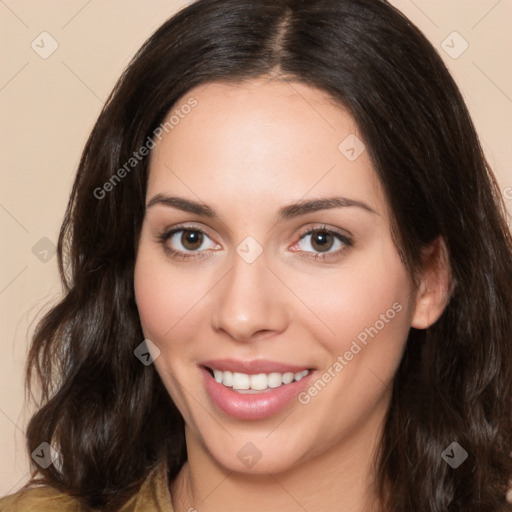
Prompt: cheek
<box><xmin>290</xmin><ymin>251</ymin><xmax>411</xmax><ymax>434</ymax></box>
<box><xmin>134</xmin><ymin>255</ymin><xmax>171</xmax><ymax>340</ymax></box>
<box><xmin>134</xmin><ymin>245</ymin><xmax>204</xmax><ymax>412</ymax></box>
<box><xmin>134</xmin><ymin>242</ymin><xmax>204</xmax><ymax>341</ymax></box>
<box><xmin>302</xmin><ymin>251</ymin><xmax>410</xmax><ymax>339</ymax></box>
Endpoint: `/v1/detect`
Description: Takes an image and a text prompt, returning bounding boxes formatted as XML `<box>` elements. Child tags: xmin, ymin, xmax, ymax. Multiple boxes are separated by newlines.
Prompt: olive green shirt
<box><xmin>0</xmin><ymin>461</ymin><xmax>173</xmax><ymax>512</ymax></box>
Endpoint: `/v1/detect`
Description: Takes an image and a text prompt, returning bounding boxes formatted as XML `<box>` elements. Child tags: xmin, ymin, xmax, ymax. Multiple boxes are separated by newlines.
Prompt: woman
<box><xmin>1</xmin><ymin>0</ymin><xmax>511</xmax><ymax>510</ymax></box>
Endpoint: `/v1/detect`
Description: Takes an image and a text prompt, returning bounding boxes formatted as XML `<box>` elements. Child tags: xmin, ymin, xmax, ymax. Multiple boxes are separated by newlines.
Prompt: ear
<box><xmin>411</xmin><ymin>236</ymin><xmax>453</xmax><ymax>329</ymax></box>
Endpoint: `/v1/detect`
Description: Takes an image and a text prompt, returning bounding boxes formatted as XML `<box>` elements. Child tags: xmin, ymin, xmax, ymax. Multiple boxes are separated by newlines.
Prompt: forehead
<box><xmin>147</xmin><ymin>78</ymin><xmax>386</xmax><ymax>216</ymax></box>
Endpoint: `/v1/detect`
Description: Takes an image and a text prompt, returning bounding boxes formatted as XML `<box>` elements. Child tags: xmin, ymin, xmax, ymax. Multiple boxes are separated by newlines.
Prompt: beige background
<box><xmin>1</xmin><ymin>0</ymin><xmax>511</xmax><ymax>495</ymax></box>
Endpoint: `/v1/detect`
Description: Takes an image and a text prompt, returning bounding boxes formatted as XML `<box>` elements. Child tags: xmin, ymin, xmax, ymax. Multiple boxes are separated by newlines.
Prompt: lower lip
<box><xmin>200</xmin><ymin>366</ymin><xmax>315</xmax><ymax>421</ymax></box>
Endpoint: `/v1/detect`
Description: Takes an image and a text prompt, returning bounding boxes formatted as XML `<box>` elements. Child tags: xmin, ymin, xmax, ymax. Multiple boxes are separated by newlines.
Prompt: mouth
<box><xmin>202</xmin><ymin>365</ymin><xmax>313</xmax><ymax>394</ymax></box>
<box><xmin>199</xmin><ymin>361</ymin><xmax>317</xmax><ymax>421</ymax></box>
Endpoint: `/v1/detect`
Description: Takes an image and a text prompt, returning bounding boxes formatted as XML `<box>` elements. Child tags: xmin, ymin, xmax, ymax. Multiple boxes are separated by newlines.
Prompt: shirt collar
<box><xmin>121</xmin><ymin>459</ymin><xmax>174</xmax><ymax>512</ymax></box>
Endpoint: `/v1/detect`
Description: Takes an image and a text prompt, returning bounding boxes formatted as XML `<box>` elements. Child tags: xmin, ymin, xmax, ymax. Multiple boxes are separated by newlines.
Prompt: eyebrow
<box><xmin>146</xmin><ymin>194</ymin><xmax>378</xmax><ymax>221</ymax></box>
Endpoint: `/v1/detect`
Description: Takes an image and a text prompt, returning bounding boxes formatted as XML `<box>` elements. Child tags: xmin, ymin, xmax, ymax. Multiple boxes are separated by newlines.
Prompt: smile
<box><xmin>206</xmin><ymin>367</ymin><xmax>311</xmax><ymax>393</ymax></box>
<box><xmin>200</xmin><ymin>364</ymin><xmax>316</xmax><ymax>420</ymax></box>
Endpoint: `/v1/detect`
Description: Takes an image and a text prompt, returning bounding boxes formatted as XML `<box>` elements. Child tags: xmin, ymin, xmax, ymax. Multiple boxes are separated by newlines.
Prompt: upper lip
<box><xmin>201</xmin><ymin>358</ymin><xmax>314</xmax><ymax>375</ymax></box>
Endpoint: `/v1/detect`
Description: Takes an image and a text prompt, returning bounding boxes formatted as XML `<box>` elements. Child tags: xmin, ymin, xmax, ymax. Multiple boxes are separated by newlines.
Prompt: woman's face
<box><xmin>134</xmin><ymin>78</ymin><xmax>418</xmax><ymax>474</ymax></box>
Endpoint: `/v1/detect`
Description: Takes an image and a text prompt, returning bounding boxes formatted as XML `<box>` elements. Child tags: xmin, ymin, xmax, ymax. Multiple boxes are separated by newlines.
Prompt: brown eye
<box><xmin>157</xmin><ymin>226</ymin><xmax>219</xmax><ymax>259</ymax></box>
<box><xmin>294</xmin><ymin>226</ymin><xmax>352</xmax><ymax>260</ymax></box>
<box><xmin>309</xmin><ymin>231</ymin><xmax>334</xmax><ymax>252</ymax></box>
<box><xmin>180</xmin><ymin>229</ymin><xmax>204</xmax><ymax>251</ymax></box>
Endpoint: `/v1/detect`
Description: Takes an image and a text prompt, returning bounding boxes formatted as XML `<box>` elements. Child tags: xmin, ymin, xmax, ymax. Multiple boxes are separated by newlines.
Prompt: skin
<box><xmin>134</xmin><ymin>77</ymin><xmax>450</xmax><ymax>512</ymax></box>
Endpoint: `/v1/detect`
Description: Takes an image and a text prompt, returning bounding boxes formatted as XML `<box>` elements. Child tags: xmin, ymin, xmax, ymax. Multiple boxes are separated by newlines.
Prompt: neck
<box><xmin>170</xmin><ymin>403</ymin><xmax>388</xmax><ymax>512</ymax></box>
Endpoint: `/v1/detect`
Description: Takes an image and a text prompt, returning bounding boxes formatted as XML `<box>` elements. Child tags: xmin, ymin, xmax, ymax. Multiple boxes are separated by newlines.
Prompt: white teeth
<box><xmin>267</xmin><ymin>372</ymin><xmax>283</xmax><ymax>388</ymax></box>
<box><xmin>282</xmin><ymin>372</ymin><xmax>295</xmax><ymax>384</ymax></box>
<box><xmin>294</xmin><ymin>370</ymin><xmax>306</xmax><ymax>381</ymax></box>
<box><xmin>223</xmin><ymin>371</ymin><xmax>233</xmax><ymax>387</ymax></box>
<box><xmin>232</xmin><ymin>372</ymin><xmax>250</xmax><ymax>390</ymax></box>
<box><xmin>250</xmin><ymin>373</ymin><xmax>268</xmax><ymax>391</ymax></box>
<box><xmin>209</xmin><ymin>368</ymin><xmax>310</xmax><ymax>391</ymax></box>
<box><xmin>213</xmin><ymin>369</ymin><xmax>223</xmax><ymax>383</ymax></box>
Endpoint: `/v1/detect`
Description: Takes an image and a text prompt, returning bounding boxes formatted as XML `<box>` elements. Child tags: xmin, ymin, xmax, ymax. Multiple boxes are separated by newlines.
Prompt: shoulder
<box><xmin>0</xmin><ymin>461</ymin><xmax>174</xmax><ymax>512</ymax></box>
<box><xmin>0</xmin><ymin>485</ymin><xmax>85</xmax><ymax>511</ymax></box>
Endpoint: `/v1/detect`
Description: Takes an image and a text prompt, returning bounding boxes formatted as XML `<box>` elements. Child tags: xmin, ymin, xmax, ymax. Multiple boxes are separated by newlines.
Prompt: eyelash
<box><xmin>294</xmin><ymin>225</ymin><xmax>353</xmax><ymax>261</ymax></box>
<box><xmin>155</xmin><ymin>224</ymin><xmax>353</xmax><ymax>262</ymax></box>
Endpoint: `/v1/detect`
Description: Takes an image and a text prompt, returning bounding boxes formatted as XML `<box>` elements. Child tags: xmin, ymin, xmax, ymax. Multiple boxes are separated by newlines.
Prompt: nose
<box><xmin>210</xmin><ymin>252</ymin><xmax>290</xmax><ymax>342</ymax></box>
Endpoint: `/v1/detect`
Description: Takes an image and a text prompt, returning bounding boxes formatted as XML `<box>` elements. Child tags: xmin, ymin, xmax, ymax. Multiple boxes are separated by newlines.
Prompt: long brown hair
<box><xmin>24</xmin><ymin>0</ymin><xmax>512</xmax><ymax>510</ymax></box>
